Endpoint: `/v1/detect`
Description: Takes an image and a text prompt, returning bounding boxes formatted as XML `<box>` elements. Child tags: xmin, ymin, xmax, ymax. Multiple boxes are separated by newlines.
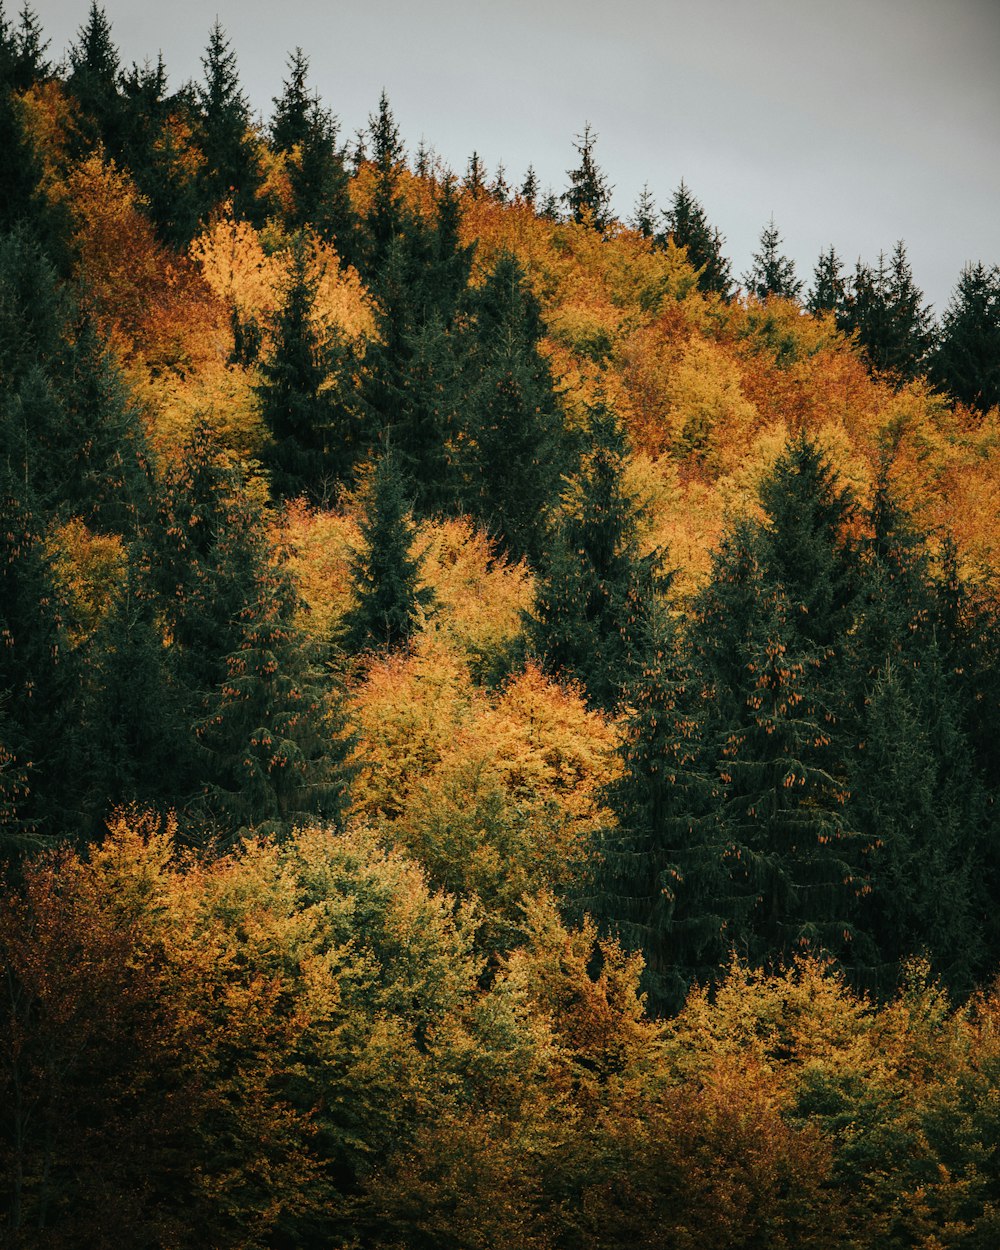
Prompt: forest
<box><xmin>2</xmin><ymin>3</ymin><xmax>1000</xmax><ymax>1246</ymax></box>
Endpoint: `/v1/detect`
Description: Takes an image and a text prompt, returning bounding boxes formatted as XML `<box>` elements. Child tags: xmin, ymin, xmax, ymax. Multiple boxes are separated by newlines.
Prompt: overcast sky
<box><xmin>27</xmin><ymin>0</ymin><xmax>1000</xmax><ymax>314</ymax></box>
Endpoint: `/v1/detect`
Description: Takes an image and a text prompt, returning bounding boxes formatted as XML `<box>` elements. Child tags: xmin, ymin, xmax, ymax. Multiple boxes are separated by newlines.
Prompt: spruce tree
<box><xmin>561</xmin><ymin>122</ymin><xmax>613</xmax><ymax>232</ymax></box>
<box><xmin>630</xmin><ymin>183</ymin><xmax>657</xmax><ymax>238</ymax></box>
<box><xmin>67</xmin><ymin>2</ymin><xmax>123</xmax><ymax>156</ymax></box>
<box><xmin>459</xmin><ymin>249</ymin><xmax>569</xmax><ymax>563</ymax></box>
<box><xmin>270</xmin><ymin>49</ymin><xmax>357</xmax><ymax>258</ymax></box>
<box><xmin>929</xmin><ymin>261</ymin><xmax>1000</xmax><ymax>413</ymax></box>
<box><xmin>361</xmin><ymin>90</ymin><xmax>407</xmax><ymax>277</ymax></box>
<box><xmin>661</xmin><ymin>180</ymin><xmax>733</xmax><ymax>298</ymax></box>
<box><xmin>742</xmin><ymin>217</ymin><xmax>802</xmax><ymax>301</ymax></box>
<box><xmin>688</xmin><ymin>434</ymin><xmax>869</xmax><ymax>971</ymax></box>
<box><xmin>257</xmin><ymin>236</ymin><xmax>358</xmax><ymax>499</ymax></box>
<box><xmin>341</xmin><ymin>449</ymin><xmax>433</xmax><ymax>654</ymax></box>
<box><xmin>196</xmin><ymin>20</ymin><xmax>261</xmax><ymax>222</ymax></box>
<box><xmin>808</xmin><ymin>245</ymin><xmax>847</xmax><ymax>317</ymax></box>
<box><xmin>531</xmin><ymin>401</ymin><xmax>668</xmax><ymax>711</ymax></box>
<box><xmin>840</xmin><ymin>243</ymin><xmax>933</xmax><ymax>382</ymax></box>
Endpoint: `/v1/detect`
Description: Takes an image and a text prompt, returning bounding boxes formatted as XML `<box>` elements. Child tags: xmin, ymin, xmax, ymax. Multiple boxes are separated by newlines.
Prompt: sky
<box><xmin>25</xmin><ymin>0</ymin><xmax>1000</xmax><ymax>314</ymax></box>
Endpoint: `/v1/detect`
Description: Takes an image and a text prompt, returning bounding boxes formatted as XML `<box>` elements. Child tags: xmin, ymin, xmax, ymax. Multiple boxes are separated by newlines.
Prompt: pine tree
<box><xmin>341</xmin><ymin>449</ymin><xmax>433</xmax><ymax>653</ymax></box>
<box><xmin>0</xmin><ymin>2</ymin><xmax>48</xmax><ymax>91</ymax></box>
<box><xmin>561</xmin><ymin>122</ymin><xmax>613</xmax><ymax>232</ymax></box>
<box><xmin>808</xmin><ymin>245</ymin><xmax>847</xmax><ymax>317</ymax></box>
<box><xmin>597</xmin><ymin>621</ymin><xmax>728</xmax><ymax>1013</ymax></box>
<box><xmin>742</xmin><ymin>217</ymin><xmax>802</xmax><ymax>301</ymax></box>
<box><xmin>520</xmin><ymin>165</ymin><xmax>538</xmax><ymax>207</ymax></box>
<box><xmin>929</xmin><ymin>261</ymin><xmax>1000</xmax><ymax>413</ymax></box>
<box><xmin>0</xmin><ymin>481</ymin><xmax>82</xmax><ymax>852</ymax></box>
<box><xmin>463</xmin><ymin>151</ymin><xmax>487</xmax><ymax>199</ymax></box>
<box><xmin>459</xmin><ymin>249</ymin><xmax>569</xmax><ymax>563</ymax></box>
<box><xmin>661</xmin><ymin>180</ymin><xmax>733</xmax><ymax>298</ymax></box>
<box><xmin>531</xmin><ymin>401</ymin><xmax>668</xmax><ymax>711</ymax></box>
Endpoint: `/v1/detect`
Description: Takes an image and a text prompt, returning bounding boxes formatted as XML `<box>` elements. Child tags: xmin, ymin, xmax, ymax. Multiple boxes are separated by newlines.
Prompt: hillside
<box><xmin>3</xmin><ymin>6</ymin><xmax>1000</xmax><ymax>1246</ymax></box>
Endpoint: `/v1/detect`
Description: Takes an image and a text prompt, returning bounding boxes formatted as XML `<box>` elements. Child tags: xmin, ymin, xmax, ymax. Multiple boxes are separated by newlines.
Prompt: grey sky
<box><xmin>27</xmin><ymin>0</ymin><xmax>1000</xmax><ymax>314</ymax></box>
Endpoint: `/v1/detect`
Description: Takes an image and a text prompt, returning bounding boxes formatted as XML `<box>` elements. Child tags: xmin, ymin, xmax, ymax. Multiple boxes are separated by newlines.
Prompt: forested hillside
<box><xmin>3</xmin><ymin>5</ymin><xmax>1000</xmax><ymax>1246</ymax></box>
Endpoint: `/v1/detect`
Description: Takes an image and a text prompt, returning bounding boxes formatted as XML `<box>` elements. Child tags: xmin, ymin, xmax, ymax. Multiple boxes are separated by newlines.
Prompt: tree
<box><xmin>840</xmin><ymin>243</ymin><xmax>933</xmax><ymax>382</ymax></box>
<box><xmin>458</xmin><ymin>249</ymin><xmax>570</xmax><ymax>563</ymax></box>
<box><xmin>342</xmin><ymin>449</ymin><xmax>433</xmax><ymax>654</ymax></box>
<box><xmin>270</xmin><ymin>49</ymin><xmax>357</xmax><ymax>258</ymax></box>
<box><xmin>687</xmin><ymin>434</ymin><xmax>870</xmax><ymax>972</ymax></box>
<box><xmin>148</xmin><ymin>426</ymin><xmax>351</xmax><ymax>838</ymax></box>
<box><xmin>661</xmin><ymin>180</ymin><xmax>733</xmax><ymax>298</ymax></box>
<box><xmin>742</xmin><ymin>217</ymin><xmax>802</xmax><ymax>301</ymax></box>
<box><xmin>67</xmin><ymin>2</ymin><xmax>123</xmax><ymax>155</ymax></box>
<box><xmin>928</xmin><ymin>261</ymin><xmax>1000</xmax><ymax>412</ymax></box>
<box><xmin>808</xmin><ymin>245</ymin><xmax>847</xmax><ymax>317</ymax></box>
<box><xmin>196</xmin><ymin>20</ymin><xmax>261</xmax><ymax>222</ymax></box>
<box><xmin>463</xmin><ymin>150</ymin><xmax>487</xmax><ymax>199</ymax></box>
<box><xmin>561</xmin><ymin>122</ymin><xmax>613</xmax><ymax>232</ymax></box>
<box><xmin>531</xmin><ymin>402</ymin><xmax>668</xmax><ymax>712</ymax></box>
<box><xmin>0</xmin><ymin>2</ymin><xmax>49</xmax><ymax>92</ymax></box>
<box><xmin>256</xmin><ymin>236</ymin><xmax>358</xmax><ymax>498</ymax></box>
<box><xmin>361</xmin><ymin>89</ymin><xmax>407</xmax><ymax>276</ymax></box>
<box><xmin>630</xmin><ymin>183</ymin><xmax>657</xmax><ymax>238</ymax></box>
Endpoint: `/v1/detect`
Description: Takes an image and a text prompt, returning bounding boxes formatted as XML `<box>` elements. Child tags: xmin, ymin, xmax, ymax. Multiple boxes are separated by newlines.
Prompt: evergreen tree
<box><xmin>742</xmin><ymin>217</ymin><xmax>802</xmax><ymax>301</ymax></box>
<box><xmin>840</xmin><ymin>243</ymin><xmax>933</xmax><ymax>382</ymax></box>
<box><xmin>459</xmin><ymin>249</ymin><xmax>570</xmax><ymax>564</ymax></box>
<box><xmin>341</xmin><ymin>449</ymin><xmax>433</xmax><ymax>653</ymax></box>
<box><xmin>561</xmin><ymin>123</ymin><xmax>613</xmax><ymax>232</ymax></box>
<box><xmin>463</xmin><ymin>150</ymin><xmax>487</xmax><ymax>198</ymax></box>
<box><xmin>531</xmin><ymin>402</ymin><xmax>668</xmax><ymax>711</ymax></box>
<box><xmin>359</xmin><ymin>176</ymin><xmax>474</xmax><ymax>511</ymax></box>
<box><xmin>270</xmin><ymin>49</ymin><xmax>357</xmax><ymax>257</ymax></box>
<box><xmin>630</xmin><ymin>183</ymin><xmax>657</xmax><ymax>238</ymax></box>
<box><xmin>808</xmin><ymin>245</ymin><xmax>847</xmax><ymax>317</ymax></box>
<box><xmin>148</xmin><ymin>427</ymin><xmax>350</xmax><ymax>838</ymax></box>
<box><xmin>661</xmin><ymin>180</ymin><xmax>733</xmax><ymax>298</ymax></box>
<box><xmin>929</xmin><ymin>261</ymin><xmax>1000</xmax><ymax>413</ymax></box>
<box><xmin>196</xmin><ymin>20</ymin><xmax>261</xmax><ymax>222</ymax></box>
<box><xmin>688</xmin><ymin>434</ymin><xmax>869</xmax><ymax>971</ymax></box>
<box><xmin>0</xmin><ymin>482</ymin><xmax>82</xmax><ymax>852</ymax></box>
<box><xmin>0</xmin><ymin>2</ymin><xmax>48</xmax><ymax>92</ymax></box>
<box><xmin>361</xmin><ymin>90</ymin><xmax>407</xmax><ymax>276</ymax></box>
<box><xmin>597</xmin><ymin>620</ymin><xmax>727</xmax><ymax>1013</ymax></box>
<box><xmin>520</xmin><ymin>165</ymin><xmax>538</xmax><ymax>207</ymax></box>
<box><xmin>0</xmin><ymin>232</ymin><xmax>149</xmax><ymax>535</ymax></box>
<box><xmin>257</xmin><ymin>236</ymin><xmax>359</xmax><ymax>498</ymax></box>
<box><xmin>67</xmin><ymin>2</ymin><xmax>123</xmax><ymax>156</ymax></box>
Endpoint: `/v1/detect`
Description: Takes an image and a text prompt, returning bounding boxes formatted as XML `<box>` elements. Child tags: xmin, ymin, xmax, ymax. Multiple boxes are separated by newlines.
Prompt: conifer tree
<box><xmin>840</xmin><ymin>243</ymin><xmax>933</xmax><ymax>382</ymax></box>
<box><xmin>196</xmin><ymin>20</ymin><xmax>261</xmax><ymax>222</ymax></box>
<box><xmin>361</xmin><ymin>90</ymin><xmax>407</xmax><ymax>276</ymax></box>
<box><xmin>630</xmin><ymin>183</ymin><xmax>657</xmax><ymax>238</ymax></box>
<box><xmin>270</xmin><ymin>49</ymin><xmax>357</xmax><ymax>257</ymax></box>
<box><xmin>929</xmin><ymin>261</ymin><xmax>1000</xmax><ymax>412</ymax></box>
<box><xmin>687</xmin><ymin>434</ymin><xmax>869</xmax><ymax>971</ymax></box>
<box><xmin>463</xmin><ymin>151</ymin><xmax>487</xmax><ymax>198</ymax></box>
<box><xmin>562</xmin><ymin>123</ymin><xmax>613</xmax><ymax>232</ymax></box>
<box><xmin>742</xmin><ymin>217</ymin><xmax>802</xmax><ymax>301</ymax></box>
<box><xmin>531</xmin><ymin>402</ymin><xmax>667</xmax><ymax>711</ymax></box>
<box><xmin>341</xmin><ymin>449</ymin><xmax>433</xmax><ymax>653</ymax></box>
<box><xmin>808</xmin><ymin>245</ymin><xmax>847</xmax><ymax>317</ymax></box>
<box><xmin>148</xmin><ymin>426</ymin><xmax>351</xmax><ymax>838</ymax></box>
<box><xmin>67</xmin><ymin>2</ymin><xmax>123</xmax><ymax>155</ymax></box>
<box><xmin>661</xmin><ymin>180</ymin><xmax>733</xmax><ymax>297</ymax></box>
<box><xmin>257</xmin><ymin>236</ymin><xmax>358</xmax><ymax>499</ymax></box>
<box><xmin>459</xmin><ymin>249</ymin><xmax>569</xmax><ymax>563</ymax></box>
<box><xmin>520</xmin><ymin>165</ymin><xmax>538</xmax><ymax>207</ymax></box>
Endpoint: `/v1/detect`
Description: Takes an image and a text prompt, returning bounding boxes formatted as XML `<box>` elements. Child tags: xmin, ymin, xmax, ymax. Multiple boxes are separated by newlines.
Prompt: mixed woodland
<box><xmin>3</xmin><ymin>4</ymin><xmax>1000</xmax><ymax>1245</ymax></box>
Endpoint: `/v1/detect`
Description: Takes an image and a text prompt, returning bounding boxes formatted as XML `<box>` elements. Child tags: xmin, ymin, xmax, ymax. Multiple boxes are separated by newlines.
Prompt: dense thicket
<box><xmin>2</xmin><ymin>7</ymin><xmax>999</xmax><ymax>1244</ymax></box>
